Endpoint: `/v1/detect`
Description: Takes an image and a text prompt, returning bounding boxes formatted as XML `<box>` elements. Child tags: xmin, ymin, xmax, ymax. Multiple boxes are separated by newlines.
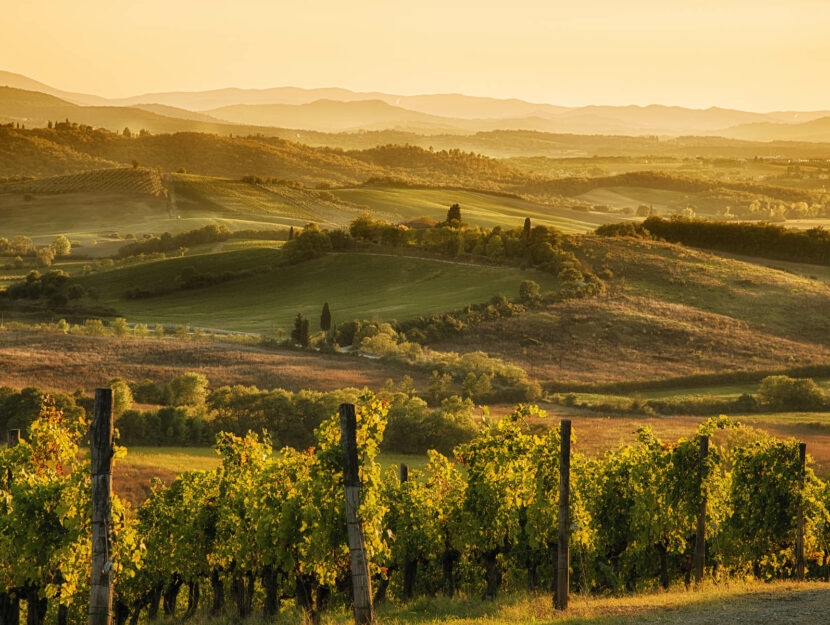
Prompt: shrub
<box><xmin>758</xmin><ymin>375</ymin><xmax>826</xmax><ymax>411</ymax></box>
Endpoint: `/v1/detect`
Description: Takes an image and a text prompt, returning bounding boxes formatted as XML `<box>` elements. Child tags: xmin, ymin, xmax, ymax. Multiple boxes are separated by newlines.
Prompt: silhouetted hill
<box><xmin>207</xmin><ymin>99</ymin><xmax>462</xmax><ymax>132</ymax></box>
<box><xmin>724</xmin><ymin>116</ymin><xmax>830</xmax><ymax>143</ymax></box>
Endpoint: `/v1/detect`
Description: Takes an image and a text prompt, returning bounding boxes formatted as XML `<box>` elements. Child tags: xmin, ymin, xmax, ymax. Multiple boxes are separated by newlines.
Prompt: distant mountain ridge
<box><xmin>3</xmin><ymin>69</ymin><xmax>830</xmax><ymax>141</ymax></box>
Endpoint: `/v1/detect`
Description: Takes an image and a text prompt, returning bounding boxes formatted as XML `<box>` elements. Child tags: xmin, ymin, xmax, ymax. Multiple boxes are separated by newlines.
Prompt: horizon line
<box><xmin>3</xmin><ymin>68</ymin><xmax>828</xmax><ymax>116</ymax></box>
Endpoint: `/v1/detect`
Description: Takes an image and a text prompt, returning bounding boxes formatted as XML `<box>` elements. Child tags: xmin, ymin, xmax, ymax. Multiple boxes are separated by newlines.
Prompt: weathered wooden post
<box><xmin>796</xmin><ymin>442</ymin><xmax>807</xmax><ymax>581</ymax></box>
<box><xmin>399</xmin><ymin>463</ymin><xmax>418</xmax><ymax>599</ymax></box>
<box><xmin>555</xmin><ymin>419</ymin><xmax>571</xmax><ymax>611</ymax></box>
<box><xmin>89</xmin><ymin>389</ymin><xmax>114</xmax><ymax>625</ymax></box>
<box><xmin>693</xmin><ymin>435</ymin><xmax>709</xmax><ymax>586</ymax></box>
<box><xmin>339</xmin><ymin>403</ymin><xmax>373</xmax><ymax>625</ymax></box>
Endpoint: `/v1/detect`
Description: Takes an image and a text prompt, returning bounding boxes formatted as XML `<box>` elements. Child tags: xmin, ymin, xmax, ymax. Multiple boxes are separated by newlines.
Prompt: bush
<box><xmin>168</xmin><ymin>372</ymin><xmax>209</xmax><ymax>407</ymax></box>
<box><xmin>758</xmin><ymin>375</ymin><xmax>826</xmax><ymax>411</ymax></box>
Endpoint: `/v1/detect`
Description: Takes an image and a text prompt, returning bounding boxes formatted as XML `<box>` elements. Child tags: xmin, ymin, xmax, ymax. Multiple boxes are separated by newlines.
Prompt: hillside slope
<box><xmin>433</xmin><ymin>237</ymin><xmax>830</xmax><ymax>384</ymax></box>
<box><xmin>725</xmin><ymin>116</ymin><xmax>830</xmax><ymax>143</ymax></box>
<box><xmin>0</xmin><ymin>167</ymin><xmax>164</xmax><ymax>195</ymax></box>
<box><xmin>77</xmin><ymin>251</ymin><xmax>555</xmax><ymax>332</ymax></box>
<box><xmin>0</xmin><ymin>126</ymin><xmax>535</xmax><ymax>188</ymax></box>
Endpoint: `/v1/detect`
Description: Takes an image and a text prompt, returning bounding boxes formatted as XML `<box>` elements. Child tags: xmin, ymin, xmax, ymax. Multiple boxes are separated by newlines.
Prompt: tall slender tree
<box><xmin>446</xmin><ymin>204</ymin><xmax>461</xmax><ymax>224</ymax></box>
<box><xmin>291</xmin><ymin>313</ymin><xmax>310</xmax><ymax>347</ymax></box>
<box><xmin>320</xmin><ymin>303</ymin><xmax>332</xmax><ymax>333</ymax></box>
<box><xmin>523</xmin><ymin>217</ymin><xmax>532</xmax><ymax>239</ymax></box>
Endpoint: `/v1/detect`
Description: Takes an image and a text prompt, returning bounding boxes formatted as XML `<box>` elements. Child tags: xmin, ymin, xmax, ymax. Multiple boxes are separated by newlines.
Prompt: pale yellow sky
<box><xmin>2</xmin><ymin>0</ymin><xmax>829</xmax><ymax>111</ymax></box>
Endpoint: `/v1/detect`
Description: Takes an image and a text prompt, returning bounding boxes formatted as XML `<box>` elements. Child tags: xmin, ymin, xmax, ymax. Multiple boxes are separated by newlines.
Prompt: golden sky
<box><xmin>3</xmin><ymin>0</ymin><xmax>829</xmax><ymax>111</ymax></box>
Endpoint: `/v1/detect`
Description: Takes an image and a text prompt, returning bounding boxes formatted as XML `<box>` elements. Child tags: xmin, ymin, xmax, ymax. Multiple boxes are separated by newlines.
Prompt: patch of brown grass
<box><xmin>112</xmin><ymin>463</ymin><xmax>176</xmax><ymax>508</ymax></box>
<box><xmin>0</xmin><ymin>331</ymin><xmax>426</xmax><ymax>392</ymax></box>
<box><xmin>433</xmin><ymin>295</ymin><xmax>830</xmax><ymax>384</ymax></box>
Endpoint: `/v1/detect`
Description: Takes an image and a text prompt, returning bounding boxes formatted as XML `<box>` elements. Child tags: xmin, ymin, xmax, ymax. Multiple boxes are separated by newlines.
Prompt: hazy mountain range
<box><xmin>2</xmin><ymin>69</ymin><xmax>830</xmax><ymax>142</ymax></box>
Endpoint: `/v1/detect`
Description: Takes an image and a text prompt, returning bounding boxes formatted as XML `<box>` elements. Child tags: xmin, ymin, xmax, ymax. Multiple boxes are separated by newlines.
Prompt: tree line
<box><xmin>597</xmin><ymin>216</ymin><xmax>830</xmax><ymax>266</ymax></box>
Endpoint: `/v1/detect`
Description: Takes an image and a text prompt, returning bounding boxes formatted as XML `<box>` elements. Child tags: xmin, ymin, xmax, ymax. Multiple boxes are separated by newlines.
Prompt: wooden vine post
<box><xmin>693</xmin><ymin>435</ymin><xmax>709</xmax><ymax>586</ymax></box>
<box><xmin>399</xmin><ymin>463</ymin><xmax>416</xmax><ymax>599</ymax></box>
<box><xmin>555</xmin><ymin>419</ymin><xmax>571</xmax><ymax>611</ymax></box>
<box><xmin>89</xmin><ymin>389</ymin><xmax>114</xmax><ymax>625</ymax></box>
<box><xmin>339</xmin><ymin>403</ymin><xmax>374</xmax><ymax>625</ymax></box>
<box><xmin>796</xmin><ymin>442</ymin><xmax>807</xmax><ymax>581</ymax></box>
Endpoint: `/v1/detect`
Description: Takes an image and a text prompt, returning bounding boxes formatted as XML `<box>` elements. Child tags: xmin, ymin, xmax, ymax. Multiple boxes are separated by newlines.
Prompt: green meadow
<box><xmin>79</xmin><ymin>249</ymin><xmax>555</xmax><ymax>333</ymax></box>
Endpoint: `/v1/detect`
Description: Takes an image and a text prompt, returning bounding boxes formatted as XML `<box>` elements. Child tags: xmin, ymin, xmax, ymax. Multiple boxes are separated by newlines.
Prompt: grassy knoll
<box><xmin>79</xmin><ymin>251</ymin><xmax>554</xmax><ymax>333</ymax></box>
<box><xmin>576</xmin><ymin>236</ymin><xmax>830</xmax><ymax>345</ymax></box>
<box><xmin>706</xmin><ymin>251</ymin><xmax>830</xmax><ymax>283</ymax></box>
<box><xmin>432</xmin><ymin>294</ymin><xmax>830</xmax><ymax>385</ymax></box>
<box><xmin>330</xmin><ymin>186</ymin><xmax>630</xmax><ymax>233</ymax></box>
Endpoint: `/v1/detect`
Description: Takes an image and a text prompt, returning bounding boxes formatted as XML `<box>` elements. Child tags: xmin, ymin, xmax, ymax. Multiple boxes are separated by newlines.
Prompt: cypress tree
<box><xmin>288</xmin><ymin>226</ymin><xmax>294</xmax><ymax>240</ymax></box>
<box><xmin>291</xmin><ymin>313</ymin><xmax>310</xmax><ymax>347</ymax></box>
<box><xmin>320</xmin><ymin>302</ymin><xmax>332</xmax><ymax>333</ymax></box>
<box><xmin>446</xmin><ymin>203</ymin><xmax>461</xmax><ymax>224</ymax></box>
<box><xmin>523</xmin><ymin>217</ymin><xmax>531</xmax><ymax>239</ymax></box>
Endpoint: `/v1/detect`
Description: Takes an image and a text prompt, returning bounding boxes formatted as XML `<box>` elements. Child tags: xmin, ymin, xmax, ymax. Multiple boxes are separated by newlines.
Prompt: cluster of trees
<box><xmin>0</xmin><ymin>235</ymin><xmax>71</xmax><ymax>267</ymax></box>
<box><xmin>1</xmin><ymin>270</ymin><xmax>89</xmax><ymax>307</ymax></box>
<box><xmin>603</xmin><ymin>217</ymin><xmax>830</xmax><ymax>266</ymax></box>
<box><xmin>281</xmin><ymin>213</ymin><xmax>603</xmax><ymax>300</ymax></box>
<box><xmin>0</xmin><ymin>377</ymin><xmax>476</xmax><ymax>455</ymax></box>
<box><xmin>4</xmin><ymin>405</ymin><xmax>829</xmax><ymax>625</ymax></box>
<box><xmin>397</xmin><ymin>292</ymin><xmax>532</xmax><ymax>343</ymax></box>
<box><xmin>119</xmin><ymin>382</ymin><xmax>476</xmax><ymax>454</ymax></box>
<box><xmin>336</xmin><ymin>321</ymin><xmax>540</xmax><ymax>403</ymax></box>
<box><xmin>0</xmin><ymin>387</ymin><xmax>87</xmax><ymax>434</ymax></box>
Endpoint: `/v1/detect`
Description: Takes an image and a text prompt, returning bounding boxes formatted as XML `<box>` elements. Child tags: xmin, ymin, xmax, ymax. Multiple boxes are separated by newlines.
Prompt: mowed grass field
<box><xmin>330</xmin><ymin>186</ymin><xmax>632</xmax><ymax>233</ymax></box>
<box><xmin>79</xmin><ymin>249</ymin><xmax>555</xmax><ymax>333</ymax></box>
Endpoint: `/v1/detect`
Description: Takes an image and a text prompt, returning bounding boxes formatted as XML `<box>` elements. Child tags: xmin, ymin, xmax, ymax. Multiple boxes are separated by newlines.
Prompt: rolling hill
<box><xmin>432</xmin><ymin>236</ymin><xmax>830</xmax><ymax>384</ymax></box>
<box><xmin>724</xmin><ymin>116</ymin><xmax>830</xmax><ymax>143</ymax></box>
<box><xmin>0</xmin><ymin>126</ymin><xmax>536</xmax><ymax>188</ymax></box>
<box><xmin>329</xmin><ymin>186</ymin><xmax>629</xmax><ymax>233</ymax></box>
<box><xmin>77</xmin><ymin>250</ymin><xmax>555</xmax><ymax>333</ymax></box>
<box><xmin>0</xmin><ymin>87</ymin><xmax>292</xmax><ymax>138</ymax></box>
<box><xmin>206</xmin><ymin>99</ymin><xmax>464</xmax><ymax>133</ymax></box>
<box><xmin>0</xmin><ymin>70</ymin><xmax>108</xmax><ymax>106</ymax></box>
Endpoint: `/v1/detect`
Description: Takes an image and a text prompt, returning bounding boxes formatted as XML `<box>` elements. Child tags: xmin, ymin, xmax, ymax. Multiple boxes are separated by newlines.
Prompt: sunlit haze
<box><xmin>3</xmin><ymin>0</ymin><xmax>829</xmax><ymax>110</ymax></box>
